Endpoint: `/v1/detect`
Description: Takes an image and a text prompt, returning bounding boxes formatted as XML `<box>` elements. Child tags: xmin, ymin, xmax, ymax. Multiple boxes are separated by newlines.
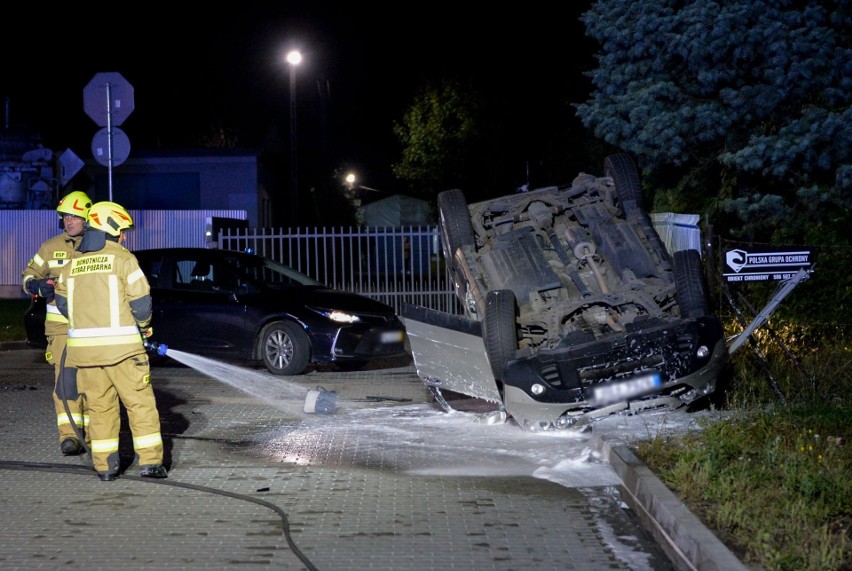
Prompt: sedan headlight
<box><xmin>308</xmin><ymin>306</ymin><xmax>360</xmax><ymax>323</ymax></box>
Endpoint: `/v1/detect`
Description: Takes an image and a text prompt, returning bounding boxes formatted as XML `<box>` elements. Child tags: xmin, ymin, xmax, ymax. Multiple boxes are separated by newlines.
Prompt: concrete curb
<box><xmin>595</xmin><ymin>433</ymin><xmax>751</xmax><ymax>571</ymax></box>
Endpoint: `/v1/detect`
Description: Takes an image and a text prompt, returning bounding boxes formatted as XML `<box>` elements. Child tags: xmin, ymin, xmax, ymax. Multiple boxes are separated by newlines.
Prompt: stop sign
<box><xmin>83</xmin><ymin>72</ymin><xmax>134</xmax><ymax>127</ymax></box>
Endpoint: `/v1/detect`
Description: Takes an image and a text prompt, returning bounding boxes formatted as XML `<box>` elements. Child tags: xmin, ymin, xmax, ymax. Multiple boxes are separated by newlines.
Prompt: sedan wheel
<box><xmin>261</xmin><ymin>320</ymin><xmax>310</xmax><ymax>375</ymax></box>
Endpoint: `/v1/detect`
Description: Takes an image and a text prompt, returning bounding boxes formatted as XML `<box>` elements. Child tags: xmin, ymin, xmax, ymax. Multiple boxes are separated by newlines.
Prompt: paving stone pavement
<box><xmin>0</xmin><ymin>344</ymin><xmax>748</xmax><ymax>570</ymax></box>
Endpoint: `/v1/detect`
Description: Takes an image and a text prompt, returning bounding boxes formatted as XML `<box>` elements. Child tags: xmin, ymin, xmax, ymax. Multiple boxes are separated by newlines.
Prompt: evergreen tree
<box><xmin>576</xmin><ymin>0</ymin><xmax>851</xmax><ymax>244</ymax></box>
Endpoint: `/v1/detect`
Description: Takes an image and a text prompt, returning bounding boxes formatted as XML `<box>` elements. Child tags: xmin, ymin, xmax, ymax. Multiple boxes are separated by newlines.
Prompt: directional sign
<box><xmin>91</xmin><ymin>127</ymin><xmax>131</xmax><ymax>167</ymax></box>
<box><xmin>83</xmin><ymin>72</ymin><xmax>135</xmax><ymax>127</ymax></box>
<box><xmin>57</xmin><ymin>148</ymin><xmax>85</xmax><ymax>187</ymax></box>
<box><xmin>723</xmin><ymin>247</ymin><xmax>813</xmax><ymax>283</ymax></box>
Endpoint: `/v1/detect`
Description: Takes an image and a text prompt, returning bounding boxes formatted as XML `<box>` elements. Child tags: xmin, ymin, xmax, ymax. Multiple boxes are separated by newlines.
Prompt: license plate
<box><xmin>593</xmin><ymin>372</ymin><xmax>662</xmax><ymax>405</ymax></box>
<box><xmin>380</xmin><ymin>330</ymin><xmax>405</xmax><ymax>343</ymax></box>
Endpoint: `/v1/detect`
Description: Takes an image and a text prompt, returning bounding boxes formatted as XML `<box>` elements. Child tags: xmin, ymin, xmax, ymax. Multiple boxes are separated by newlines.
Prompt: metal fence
<box><xmin>3</xmin><ymin>209</ymin><xmax>697</xmax><ymax>315</ymax></box>
<box><xmin>0</xmin><ymin>209</ymin><xmax>247</xmax><ymax>298</ymax></box>
<box><xmin>219</xmin><ymin>226</ymin><xmax>462</xmax><ymax>315</ymax></box>
<box><xmin>217</xmin><ymin>216</ymin><xmax>701</xmax><ymax>317</ymax></box>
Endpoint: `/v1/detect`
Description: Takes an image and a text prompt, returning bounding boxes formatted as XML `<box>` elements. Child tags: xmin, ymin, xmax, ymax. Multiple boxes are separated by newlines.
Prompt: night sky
<box><xmin>1</xmin><ymin>2</ymin><xmax>595</xmax><ymax>192</ymax></box>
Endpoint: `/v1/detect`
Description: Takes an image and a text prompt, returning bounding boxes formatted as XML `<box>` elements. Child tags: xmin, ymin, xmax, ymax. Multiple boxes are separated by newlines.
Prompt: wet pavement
<box><xmin>0</xmin><ymin>343</ymin><xmax>748</xmax><ymax>570</ymax></box>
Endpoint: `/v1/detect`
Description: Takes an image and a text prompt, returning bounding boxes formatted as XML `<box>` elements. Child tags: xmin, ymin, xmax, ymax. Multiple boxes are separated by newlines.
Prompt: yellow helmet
<box><xmin>56</xmin><ymin>191</ymin><xmax>92</xmax><ymax>219</ymax></box>
<box><xmin>87</xmin><ymin>201</ymin><xmax>134</xmax><ymax>236</ymax></box>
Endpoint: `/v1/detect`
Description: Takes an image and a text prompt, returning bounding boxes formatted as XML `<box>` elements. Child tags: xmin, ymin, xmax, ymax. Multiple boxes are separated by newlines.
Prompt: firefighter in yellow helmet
<box><xmin>54</xmin><ymin>201</ymin><xmax>168</xmax><ymax>481</ymax></box>
<box><xmin>21</xmin><ymin>190</ymin><xmax>92</xmax><ymax>456</ymax></box>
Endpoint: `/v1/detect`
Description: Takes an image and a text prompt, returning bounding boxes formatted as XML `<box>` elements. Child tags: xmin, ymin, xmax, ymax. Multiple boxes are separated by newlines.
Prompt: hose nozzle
<box><xmin>143</xmin><ymin>339</ymin><xmax>169</xmax><ymax>356</ymax></box>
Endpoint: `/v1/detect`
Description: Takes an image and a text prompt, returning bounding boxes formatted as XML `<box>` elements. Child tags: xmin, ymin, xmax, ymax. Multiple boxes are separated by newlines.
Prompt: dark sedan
<box><xmin>26</xmin><ymin>248</ymin><xmax>408</xmax><ymax>375</ymax></box>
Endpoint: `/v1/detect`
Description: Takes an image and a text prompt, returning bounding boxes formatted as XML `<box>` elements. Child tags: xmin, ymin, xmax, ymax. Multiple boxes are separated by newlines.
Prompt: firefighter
<box><xmin>53</xmin><ymin>201</ymin><xmax>168</xmax><ymax>481</ymax></box>
<box><xmin>22</xmin><ymin>190</ymin><xmax>92</xmax><ymax>456</ymax></box>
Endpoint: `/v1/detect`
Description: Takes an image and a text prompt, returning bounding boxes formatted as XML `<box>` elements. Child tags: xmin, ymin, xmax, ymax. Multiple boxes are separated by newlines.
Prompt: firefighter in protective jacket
<box><xmin>54</xmin><ymin>201</ymin><xmax>168</xmax><ymax>481</ymax></box>
<box><xmin>21</xmin><ymin>191</ymin><xmax>92</xmax><ymax>456</ymax></box>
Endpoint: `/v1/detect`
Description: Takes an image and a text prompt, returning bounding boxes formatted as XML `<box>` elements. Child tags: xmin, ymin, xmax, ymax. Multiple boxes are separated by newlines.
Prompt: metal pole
<box><xmin>289</xmin><ymin>64</ymin><xmax>298</xmax><ymax>227</ymax></box>
<box><xmin>106</xmin><ymin>82</ymin><xmax>114</xmax><ymax>202</ymax></box>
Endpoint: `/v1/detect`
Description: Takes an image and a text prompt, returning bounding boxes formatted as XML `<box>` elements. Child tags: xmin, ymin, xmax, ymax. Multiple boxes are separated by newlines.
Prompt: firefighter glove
<box><xmin>140</xmin><ymin>326</ymin><xmax>154</xmax><ymax>339</ymax></box>
<box><xmin>25</xmin><ymin>279</ymin><xmax>40</xmax><ymax>296</ymax></box>
<box><xmin>40</xmin><ymin>279</ymin><xmax>55</xmax><ymax>298</ymax></box>
<box><xmin>27</xmin><ymin>278</ymin><xmax>55</xmax><ymax>298</ymax></box>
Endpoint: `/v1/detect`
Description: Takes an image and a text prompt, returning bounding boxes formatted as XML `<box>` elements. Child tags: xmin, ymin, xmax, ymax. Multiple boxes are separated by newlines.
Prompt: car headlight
<box><xmin>328</xmin><ymin>310</ymin><xmax>359</xmax><ymax>323</ymax></box>
<box><xmin>309</xmin><ymin>306</ymin><xmax>360</xmax><ymax>323</ymax></box>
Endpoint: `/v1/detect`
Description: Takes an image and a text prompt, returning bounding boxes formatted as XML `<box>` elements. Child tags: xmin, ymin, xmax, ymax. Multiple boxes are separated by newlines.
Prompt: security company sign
<box><xmin>723</xmin><ymin>247</ymin><xmax>813</xmax><ymax>283</ymax></box>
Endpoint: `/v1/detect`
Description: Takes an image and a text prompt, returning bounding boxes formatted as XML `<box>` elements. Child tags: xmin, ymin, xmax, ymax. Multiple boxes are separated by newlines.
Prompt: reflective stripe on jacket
<box><xmin>21</xmin><ymin>233</ymin><xmax>80</xmax><ymax>336</ymax></box>
<box><xmin>56</xmin><ymin>241</ymin><xmax>152</xmax><ymax>367</ymax></box>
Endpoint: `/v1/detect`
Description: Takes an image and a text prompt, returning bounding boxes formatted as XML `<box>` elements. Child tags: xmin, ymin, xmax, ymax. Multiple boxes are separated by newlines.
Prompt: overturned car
<box><xmin>404</xmin><ymin>153</ymin><xmax>728</xmax><ymax>430</ymax></box>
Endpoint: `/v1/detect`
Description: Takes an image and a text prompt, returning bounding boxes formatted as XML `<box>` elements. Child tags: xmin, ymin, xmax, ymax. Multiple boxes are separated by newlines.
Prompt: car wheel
<box><xmin>604</xmin><ymin>153</ymin><xmax>644</xmax><ymax>210</ymax></box>
<box><xmin>605</xmin><ymin>152</ymin><xmax>672</xmax><ymax>264</ymax></box>
<box><xmin>483</xmin><ymin>289</ymin><xmax>518</xmax><ymax>381</ymax></box>
<box><xmin>260</xmin><ymin>320</ymin><xmax>310</xmax><ymax>375</ymax></box>
<box><xmin>673</xmin><ymin>249</ymin><xmax>710</xmax><ymax>318</ymax></box>
<box><xmin>437</xmin><ymin>189</ymin><xmax>475</xmax><ymax>263</ymax></box>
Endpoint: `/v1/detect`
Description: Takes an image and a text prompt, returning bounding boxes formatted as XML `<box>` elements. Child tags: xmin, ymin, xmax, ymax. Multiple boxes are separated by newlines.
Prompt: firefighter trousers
<box><xmin>47</xmin><ymin>334</ymin><xmax>88</xmax><ymax>445</ymax></box>
<box><xmin>79</xmin><ymin>354</ymin><xmax>164</xmax><ymax>475</ymax></box>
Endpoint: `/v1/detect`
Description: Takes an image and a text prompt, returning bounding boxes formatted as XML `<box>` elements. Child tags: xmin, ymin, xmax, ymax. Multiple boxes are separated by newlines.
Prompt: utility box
<box><xmin>207</xmin><ymin>216</ymin><xmax>249</xmax><ymax>247</ymax></box>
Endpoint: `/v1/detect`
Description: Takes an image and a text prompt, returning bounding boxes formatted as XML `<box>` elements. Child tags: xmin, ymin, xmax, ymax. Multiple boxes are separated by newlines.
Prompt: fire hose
<box><xmin>45</xmin><ymin>338</ymin><xmax>320</xmax><ymax>570</ymax></box>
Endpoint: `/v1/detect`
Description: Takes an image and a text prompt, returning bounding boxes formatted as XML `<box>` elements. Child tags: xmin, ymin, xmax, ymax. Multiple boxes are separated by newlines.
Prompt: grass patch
<box><xmin>636</xmin><ymin>322</ymin><xmax>851</xmax><ymax>570</ymax></box>
<box><xmin>0</xmin><ymin>297</ymin><xmax>31</xmax><ymax>343</ymax></box>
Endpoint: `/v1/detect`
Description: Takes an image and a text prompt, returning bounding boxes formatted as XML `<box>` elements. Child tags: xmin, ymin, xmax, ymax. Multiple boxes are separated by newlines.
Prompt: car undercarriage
<box><xmin>406</xmin><ymin>153</ymin><xmax>728</xmax><ymax>430</ymax></box>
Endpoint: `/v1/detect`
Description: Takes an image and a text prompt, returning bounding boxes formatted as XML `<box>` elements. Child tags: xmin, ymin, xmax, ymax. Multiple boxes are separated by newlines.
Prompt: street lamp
<box><xmin>343</xmin><ymin>171</ymin><xmax>382</xmax><ymax>193</ymax></box>
<box><xmin>286</xmin><ymin>49</ymin><xmax>302</xmax><ymax>226</ymax></box>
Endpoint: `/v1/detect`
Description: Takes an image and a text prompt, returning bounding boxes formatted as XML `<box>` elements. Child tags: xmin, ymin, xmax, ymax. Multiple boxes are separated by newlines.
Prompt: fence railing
<box><xmin>2</xmin><ymin>212</ymin><xmax>697</xmax><ymax>309</ymax></box>
<box><xmin>219</xmin><ymin>225</ymin><xmax>462</xmax><ymax>315</ymax></box>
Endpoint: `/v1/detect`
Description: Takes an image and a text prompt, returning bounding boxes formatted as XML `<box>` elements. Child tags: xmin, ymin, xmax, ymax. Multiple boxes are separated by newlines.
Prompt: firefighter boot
<box><xmin>60</xmin><ymin>437</ymin><xmax>84</xmax><ymax>456</ymax></box>
<box><xmin>139</xmin><ymin>464</ymin><xmax>168</xmax><ymax>479</ymax></box>
<box><xmin>95</xmin><ymin>453</ymin><xmax>121</xmax><ymax>481</ymax></box>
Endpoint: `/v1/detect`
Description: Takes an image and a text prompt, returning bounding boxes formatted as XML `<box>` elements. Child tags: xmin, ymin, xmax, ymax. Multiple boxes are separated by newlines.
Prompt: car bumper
<box><xmin>501</xmin><ymin>316</ymin><xmax>729</xmax><ymax>428</ymax></box>
<box><xmin>328</xmin><ymin>323</ymin><xmax>408</xmax><ymax>361</ymax></box>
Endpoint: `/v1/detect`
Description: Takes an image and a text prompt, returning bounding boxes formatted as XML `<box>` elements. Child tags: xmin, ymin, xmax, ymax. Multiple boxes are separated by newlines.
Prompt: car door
<box><xmin>146</xmin><ymin>251</ymin><xmax>252</xmax><ymax>359</ymax></box>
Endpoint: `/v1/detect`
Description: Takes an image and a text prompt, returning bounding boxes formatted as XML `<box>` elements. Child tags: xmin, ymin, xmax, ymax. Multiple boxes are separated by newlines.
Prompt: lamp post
<box><xmin>286</xmin><ymin>49</ymin><xmax>302</xmax><ymax>227</ymax></box>
<box><xmin>343</xmin><ymin>171</ymin><xmax>382</xmax><ymax>193</ymax></box>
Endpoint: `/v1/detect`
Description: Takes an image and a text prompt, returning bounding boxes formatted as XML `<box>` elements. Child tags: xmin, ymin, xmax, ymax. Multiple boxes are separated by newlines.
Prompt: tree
<box><xmin>392</xmin><ymin>77</ymin><xmax>593</xmax><ymax>204</ymax></box>
<box><xmin>391</xmin><ymin>79</ymin><xmax>485</xmax><ymax>201</ymax></box>
<box><xmin>576</xmin><ymin>0</ymin><xmax>851</xmax><ymax>244</ymax></box>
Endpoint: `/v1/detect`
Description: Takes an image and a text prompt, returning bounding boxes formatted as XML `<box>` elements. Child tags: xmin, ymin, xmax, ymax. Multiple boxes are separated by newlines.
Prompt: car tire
<box><xmin>260</xmin><ymin>320</ymin><xmax>310</xmax><ymax>375</ymax></box>
<box><xmin>438</xmin><ymin>189</ymin><xmax>477</xmax><ymax>309</ymax></box>
<box><xmin>483</xmin><ymin>289</ymin><xmax>518</xmax><ymax>381</ymax></box>
<box><xmin>437</xmin><ymin>189</ymin><xmax>475</xmax><ymax>263</ymax></box>
<box><xmin>605</xmin><ymin>152</ymin><xmax>673</xmax><ymax>265</ymax></box>
<box><xmin>604</xmin><ymin>153</ymin><xmax>644</xmax><ymax>210</ymax></box>
<box><xmin>673</xmin><ymin>249</ymin><xmax>710</xmax><ymax>318</ymax></box>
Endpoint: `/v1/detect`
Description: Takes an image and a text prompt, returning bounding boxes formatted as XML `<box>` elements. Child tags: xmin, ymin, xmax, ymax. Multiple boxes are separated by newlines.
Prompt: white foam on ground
<box><xmin>164</xmin><ymin>350</ymin><xmax>720</xmax><ymax>568</ymax></box>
